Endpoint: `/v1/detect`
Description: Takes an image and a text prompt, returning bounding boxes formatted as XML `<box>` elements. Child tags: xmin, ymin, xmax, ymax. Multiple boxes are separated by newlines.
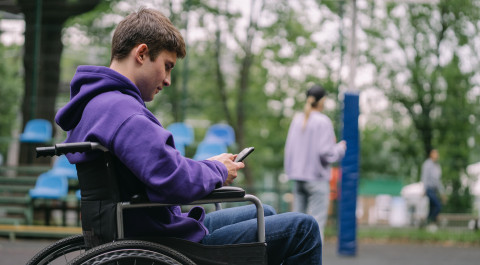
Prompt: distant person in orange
<box><xmin>284</xmin><ymin>84</ymin><xmax>346</xmax><ymax>241</ymax></box>
<box><xmin>421</xmin><ymin>149</ymin><xmax>444</xmax><ymax>227</ymax></box>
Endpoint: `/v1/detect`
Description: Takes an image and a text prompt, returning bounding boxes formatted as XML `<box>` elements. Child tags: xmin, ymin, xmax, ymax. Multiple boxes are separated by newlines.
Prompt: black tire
<box><xmin>26</xmin><ymin>234</ymin><xmax>87</xmax><ymax>265</ymax></box>
<box><xmin>67</xmin><ymin>240</ymin><xmax>196</xmax><ymax>265</ymax></box>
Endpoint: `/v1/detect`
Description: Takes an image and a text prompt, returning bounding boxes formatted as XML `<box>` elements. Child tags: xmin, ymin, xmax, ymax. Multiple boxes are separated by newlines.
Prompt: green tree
<box><xmin>0</xmin><ymin>43</ymin><xmax>22</xmax><ymax>157</ymax></box>
<box><xmin>0</xmin><ymin>0</ymin><xmax>102</xmax><ymax>163</ymax></box>
<box><xmin>437</xmin><ymin>54</ymin><xmax>474</xmax><ymax>212</ymax></box>
<box><xmin>180</xmin><ymin>0</ymin><xmax>342</xmax><ymax>188</ymax></box>
<box><xmin>52</xmin><ymin>0</ymin><xmax>347</xmax><ymax>193</ymax></box>
<box><xmin>360</xmin><ymin>124</ymin><xmax>423</xmax><ymax>181</ymax></box>
<box><xmin>363</xmin><ymin>0</ymin><xmax>480</xmax><ymax>211</ymax></box>
<box><xmin>146</xmin><ymin>0</ymin><xmax>335</xmax><ymax>188</ymax></box>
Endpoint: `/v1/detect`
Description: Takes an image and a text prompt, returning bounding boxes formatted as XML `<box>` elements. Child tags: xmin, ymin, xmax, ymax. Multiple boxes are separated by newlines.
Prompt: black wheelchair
<box><xmin>27</xmin><ymin>142</ymin><xmax>267</xmax><ymax>265</ymax></box>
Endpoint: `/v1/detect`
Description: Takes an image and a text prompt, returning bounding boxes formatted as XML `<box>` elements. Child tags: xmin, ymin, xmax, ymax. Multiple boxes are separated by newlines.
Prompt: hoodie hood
<box><xmin>55</xmin><ymin>66</ymin><xmax>144</xmax><ymax>131</ymax></box>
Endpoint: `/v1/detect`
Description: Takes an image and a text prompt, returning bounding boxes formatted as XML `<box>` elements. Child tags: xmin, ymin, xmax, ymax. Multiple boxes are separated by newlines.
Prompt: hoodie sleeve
<box><xmin>316</xmin><ymin>117</ymin><xmax>345</xmax><ymax>165</ymax></box>
<box><xmin>110</xmin><ymin>114</ymin><xmax>228</xmax><ymax>204</ymax></box>
<box><xmin>284</xmin><ymin>114</ymin><xmax>301</xmax><ymax>176</ymax></box>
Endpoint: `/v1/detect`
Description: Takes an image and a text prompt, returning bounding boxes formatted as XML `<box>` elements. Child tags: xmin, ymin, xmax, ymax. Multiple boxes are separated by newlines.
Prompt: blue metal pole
<box><xmin>338</xmin><ymin>92</ymin><xmax>360</xmax><ymax>256</ymax></box>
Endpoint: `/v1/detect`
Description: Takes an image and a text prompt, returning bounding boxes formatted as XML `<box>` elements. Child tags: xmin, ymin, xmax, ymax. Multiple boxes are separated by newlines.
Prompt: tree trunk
<box><xmin>235</xmin><ymin>0</ymin><xmax>261</xmax><ymax>189</ymax></box>
<box><xmin>17</xmin><ymin>0</ymin><xmax>101</xmax><ymax>164</ymax></box>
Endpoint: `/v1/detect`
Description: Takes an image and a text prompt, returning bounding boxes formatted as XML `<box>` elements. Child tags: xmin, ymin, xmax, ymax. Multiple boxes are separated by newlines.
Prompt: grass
<box><xmin>324</xmin><ymin>225</ymin><xmax>480</xmax><ymax>246</ymax></box>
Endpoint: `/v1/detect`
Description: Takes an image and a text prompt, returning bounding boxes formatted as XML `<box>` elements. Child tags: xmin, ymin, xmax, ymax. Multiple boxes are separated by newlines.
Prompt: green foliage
<box><xmin>56</xmin><ymin>0</ymin><xmax>348</xmax><ymax>188</ymax></box>
<box><xmin>437</xmin><ymin>54</ymin><xmax>474</xmax><ymax>184</ymax></box>
<box><xmin>318</xmin><ymin>0</ymin><xmax>346</xmax><ymax>16</ymax></box>
<box><xmin>148</xmin><ymin>0</ymin><xmax>332</xmax><ymax>186</ymax></box>
<box><xmin>360</xmin><ymin>125</ymin><xmax>422</xmax><ymax>181</ymax></box>
<box><xmin>325</xmin><ymin>225</ymin><xmax>480</xmax><ymax>245</ymax></box>
<box><xmin>443</xmin><ymin>181</ymin><xmax>473</xmax><ymax>213</ymax></box>
<box><xmin>52</xmin><ymin>0</ymin><xmax>479</xmax><ymax>210</ymax></box>
<box><xmin>262</xmin><ymin>1</ymin><xmax>317</xmax><ymax>63</ymax></box>
<box><xmin>351</xmin><ymin>226</ymin><xmax>480</xmax><ymax>245</ymax></box>
<box><xmin>362</xmin><ymin>0</ymin><xmax>480</xmax><ymax>212</ymax></box>
<box><xmin>0</xmin><ymin>43</ymin><xmax>22</xmax><ymax>157</ymax></box>
<box><xmin>61</xmin><ymin>0</ymin><xmax>119</xmax><ymax>67</ymax></box>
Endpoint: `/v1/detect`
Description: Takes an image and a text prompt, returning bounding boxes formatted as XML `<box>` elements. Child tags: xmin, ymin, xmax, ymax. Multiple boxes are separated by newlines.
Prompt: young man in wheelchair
<box><xmin>55</xmin><ymin>8</ymin><xmax>322</xmax><ymax>264</ymax></box>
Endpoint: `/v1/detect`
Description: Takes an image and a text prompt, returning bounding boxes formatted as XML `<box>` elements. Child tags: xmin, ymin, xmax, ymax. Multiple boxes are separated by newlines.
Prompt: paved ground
<box><xmin>0</xmin><ymin>237</ymin><xmax>56</xmax><ymax>264</ymax></box>
<box><xmin>322</xmin><ymin>239</ymin><xmax>480</xmax><ymax>265</ymax></box>
<box><xmin>1</xmin><ymin>237</ymin><xmax>479</xmax><ymax>264</ymax></box>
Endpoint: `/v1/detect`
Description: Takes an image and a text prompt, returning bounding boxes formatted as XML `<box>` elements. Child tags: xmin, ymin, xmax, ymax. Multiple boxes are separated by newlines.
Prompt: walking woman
<box><xmin>284</xmin><ymin>84</ymin><xmax>346</xmax><ymax>241</ymax></box>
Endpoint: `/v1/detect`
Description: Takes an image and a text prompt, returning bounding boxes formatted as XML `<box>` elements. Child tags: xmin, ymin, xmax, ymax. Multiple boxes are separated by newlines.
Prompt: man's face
<box><xmin>137</xmin><ymin>50</ymin><xmax>177</xmax><ymax>102</ymax></box>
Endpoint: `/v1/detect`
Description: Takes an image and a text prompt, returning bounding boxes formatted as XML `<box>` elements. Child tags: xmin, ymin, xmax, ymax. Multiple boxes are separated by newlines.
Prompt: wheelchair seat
<box><xmin>32</xmin><ymin>142</ymin><xmax>267</xmax><ymax>265</ymax></box>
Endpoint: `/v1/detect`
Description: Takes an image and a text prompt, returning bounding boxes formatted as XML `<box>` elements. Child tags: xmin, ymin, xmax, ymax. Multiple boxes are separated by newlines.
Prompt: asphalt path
<box><xmin>322</xmin><ymin>239</ymin><xmax>480</xmax><ymax>265</ymax></box>
<box><xmin>1</xmin><ymin>237</ymin><xmax>479</xmax><ymax>265</ymax></box>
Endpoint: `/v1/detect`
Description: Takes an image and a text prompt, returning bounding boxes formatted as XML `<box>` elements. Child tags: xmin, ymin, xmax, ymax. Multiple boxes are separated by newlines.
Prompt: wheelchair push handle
<box><xmin>35</xmin><ymin>146</ymin><xmax>56</xmax><ymax>157</ymax></box>
<box><xmin>36</xmin><ymin>142</ymin><xmax>108</xmax><ymax>157</ymax></box>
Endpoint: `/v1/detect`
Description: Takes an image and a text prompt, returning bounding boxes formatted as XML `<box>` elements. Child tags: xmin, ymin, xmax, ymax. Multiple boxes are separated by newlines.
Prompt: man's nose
<box><xmin>163</xmin><ymin>78</ymin><xmax>171</xmax><ymax>87</ymax></box>
<box><xmin>163</xmin><ymin>73</ymin><xmax>171</xmax><ymax>87</ymax></box>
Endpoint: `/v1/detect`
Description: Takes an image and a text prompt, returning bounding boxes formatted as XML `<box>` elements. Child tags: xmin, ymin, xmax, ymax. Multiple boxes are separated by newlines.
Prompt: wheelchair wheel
<box><xmin>68</xmin><ymin>240</ymin><xmax>196</xmax><ymax>265</ymax></box>
<box><xmin>26</xmin><ymin>234</ymin><xmax>87</xmax><ymax>265</ymax></box>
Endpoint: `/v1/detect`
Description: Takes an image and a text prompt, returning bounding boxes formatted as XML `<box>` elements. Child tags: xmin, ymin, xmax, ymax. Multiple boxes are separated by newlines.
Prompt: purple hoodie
<box><xmin>55</xmin><ymin>65</ymin><xmax>228</xmax><ymax>242</ymax></box>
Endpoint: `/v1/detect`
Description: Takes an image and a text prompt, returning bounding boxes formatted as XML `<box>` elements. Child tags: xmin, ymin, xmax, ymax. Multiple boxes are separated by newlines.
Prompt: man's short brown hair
<box><xmin>111</xmin><ymin>8</ymin><xmax>186</xmax><ymax>62</ymax></box>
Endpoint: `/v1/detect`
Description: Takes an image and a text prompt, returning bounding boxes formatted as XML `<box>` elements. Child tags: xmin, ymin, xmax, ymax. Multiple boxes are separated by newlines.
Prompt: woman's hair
<box><xmin>303</xmin><ymin>85</ymin><xmax>326</xmax><ymax>129</ymax></box>
<box><xmin>110</xmin><ymin>8</ymin><xmax>186</xmax><ymax>63</ymax></box>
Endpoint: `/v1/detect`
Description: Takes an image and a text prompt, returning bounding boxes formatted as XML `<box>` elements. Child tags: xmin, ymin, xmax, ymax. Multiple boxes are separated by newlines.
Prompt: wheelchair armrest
<box><xmin>202</xmin><ymin>186</ymin><xmax>245</xmax><ymax>200</ymax></box>
<box><xmin>130</xmin><ymin>194</ymin><xmax>150</xmax><ymax>204</ymax></box>
<box><xmin>119</xmin><ymin>187</ymin><xmax>265</xmax><ymax>242</ymax></box>
<box><xmin>129</xmin><ymin>186</ymin><xmax>245</xmax><ymax>204</ymax></box>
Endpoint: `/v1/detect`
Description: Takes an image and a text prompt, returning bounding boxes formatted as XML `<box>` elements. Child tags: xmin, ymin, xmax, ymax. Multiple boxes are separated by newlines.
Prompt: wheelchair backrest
<box><xmin>37</xmin><ymin>142</ymin><xmax>148</xmax><ymax>249</ymax></box>
<box><xmin>75</xmin><ymin>152</ymin><xmax>119</xmax><ymax>248</ymax></box>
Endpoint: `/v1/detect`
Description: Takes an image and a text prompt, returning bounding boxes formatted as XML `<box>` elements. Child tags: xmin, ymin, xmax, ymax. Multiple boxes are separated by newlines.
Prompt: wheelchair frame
<box><xmin>28</xmin><ymin>142</ymin><xmax>267</xmax><ymax>265</ymax></box>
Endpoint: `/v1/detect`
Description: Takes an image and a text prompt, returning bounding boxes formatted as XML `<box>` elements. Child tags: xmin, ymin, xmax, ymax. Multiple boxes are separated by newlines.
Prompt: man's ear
<box><xmin>135</xmin><ymin>44</ymin><xmax>149</xmax><ymax>64</ymax></box>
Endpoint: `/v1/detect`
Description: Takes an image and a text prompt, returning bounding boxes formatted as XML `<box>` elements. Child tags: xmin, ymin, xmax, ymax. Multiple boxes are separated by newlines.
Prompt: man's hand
<box><xmin>208</xmin><ymin>153</ymin><xmax>245</xmax><ymax>186</ymax></box>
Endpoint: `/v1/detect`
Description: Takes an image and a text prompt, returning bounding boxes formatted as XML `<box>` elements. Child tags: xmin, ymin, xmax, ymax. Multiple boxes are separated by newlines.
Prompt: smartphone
<box><xmin>234</xmin><ymin>147</ymin><xmax>255</xmax><ymax>162</ymax></box>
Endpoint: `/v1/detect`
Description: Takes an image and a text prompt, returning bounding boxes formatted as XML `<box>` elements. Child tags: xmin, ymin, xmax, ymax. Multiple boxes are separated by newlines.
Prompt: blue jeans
<box><xmin>201</xmin><ymin>204</ymin><xmax>322</xmax><ymax>265</ymax></box>
<box><xmin>426</xmin><ymin>188</ymin><xmax>442</xmax><ymax>222</ymax></box>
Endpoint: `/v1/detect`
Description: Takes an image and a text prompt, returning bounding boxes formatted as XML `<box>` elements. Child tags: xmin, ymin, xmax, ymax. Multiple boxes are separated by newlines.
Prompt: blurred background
<box><xmin>0</xmin><ymin>0</ymin><xmax>479</xmax><ymax>247</ymax></box>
